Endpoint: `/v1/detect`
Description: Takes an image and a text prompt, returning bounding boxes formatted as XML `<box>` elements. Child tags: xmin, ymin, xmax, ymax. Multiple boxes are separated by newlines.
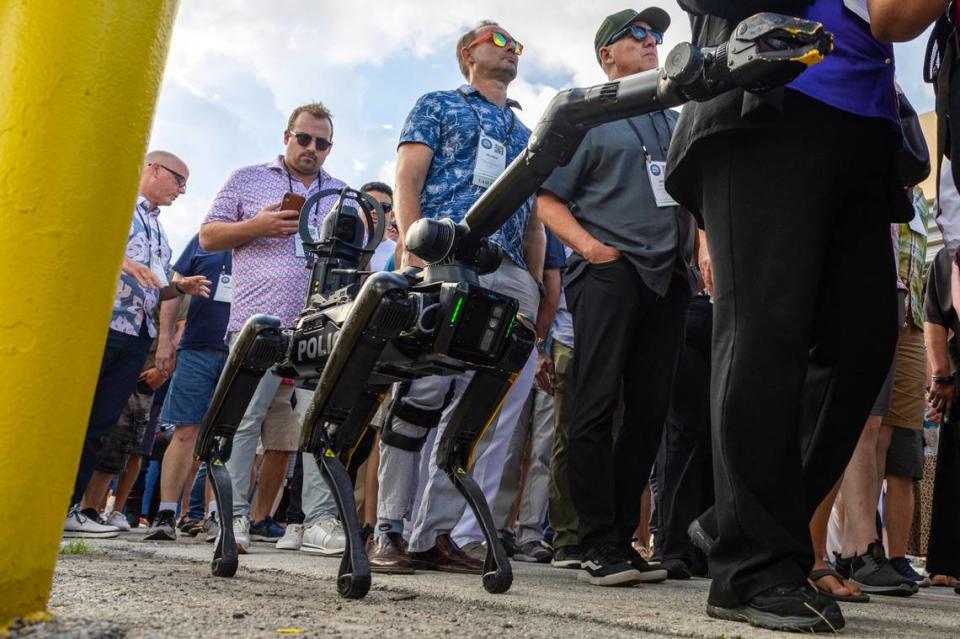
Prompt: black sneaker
<box><xmin>889</xmin><ymin>557</ymin><xmax>931</xmax><ymax>587</ymax></box>
<box><xmin>658</xmin><ymin>558</ymin><xmax>692</xmax><ymax>580</ymax></box>
<box><xmin>144</xmin><ymin>509</ymin><xmax>177</xmax><ymax>541</ymax></box>
<box><xmin>514</xmin><ymin>540</ymin><xmax>553</xmax><ymax>563</ymax></box>
<box><xmin>551</xmin><ymin>545</ymin><xmax>583</xmax><ymax>569</ymax></box>
<box><xmin>499</xmin><ymin>532</ymin><xmax>519</xmax><ymax>558</ymax></box>
<box><xmin>578</xmin><ymin>543</ymin><xmax>644</xmax><ymax>586</ymax></box>
<box><xmin>847</xmin><ymin>542</ymin><xmax>918</xmax><ymax>596</ymax></box>
<box><xmin>833</xmin><ymin>552</ymin><xmax>853</xmax><ymax>579</ymax></box>
<box><xmin>624</xmin><ymin>545</ymin><xmax>668</xmax><ymax>583</ymax></box>
<box><xmin>706</xmin><ymin>583</ymin><xmax>845</xmax><ymax>633</ymax></box>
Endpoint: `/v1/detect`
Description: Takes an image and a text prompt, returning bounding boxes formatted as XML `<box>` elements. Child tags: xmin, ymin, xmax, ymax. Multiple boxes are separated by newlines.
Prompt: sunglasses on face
<box><xmin>151</xmin><ymin>163</ymin><xmax>187</xmax><ymax>188</ymax></box>
<box><xmin>607</xmin><ymin>24</ymin><xmax>664</xmax><ymax>47</ymax></box>
<box><xmin>290</xmin><ymin>131</ymin><xmax>333</xmax><ymax>151</ymax></box>
<box><xmin>468</xmin><ymin>30</ymin><xmax>524</xmax><ymax>55</ymax></box>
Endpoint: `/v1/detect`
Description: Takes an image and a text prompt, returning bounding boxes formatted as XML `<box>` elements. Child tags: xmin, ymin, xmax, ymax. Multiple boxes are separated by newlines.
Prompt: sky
<box><xmin>148</xmin><ymin>1</ymin><xmax>936</xmax><ymax>257</ymax></box>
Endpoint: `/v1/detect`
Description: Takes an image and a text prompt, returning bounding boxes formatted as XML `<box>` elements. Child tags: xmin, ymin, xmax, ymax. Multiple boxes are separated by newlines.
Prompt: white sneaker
<box><xmin>301</xmin><ymin>518</ymin><xmax>345</xmax><ymax>556</ymax></box>
<box><xmin>276</xmin><ymin>523</ymin><xmax>305</xmax><ymax>551</ymax></box>
<box><xmin>233</xmin><ymin>515</ymin><xmax>250</xmax><ymax>554</ymax></box>
<box><xmin>63</xmin><ymin>506</ymin><xmax>119</xmax><ymax>539</ymax></box>
<box><xmin>104</xmin><ymin>511</ymin><xmax>131</xmax><ymax>532</ymax></box>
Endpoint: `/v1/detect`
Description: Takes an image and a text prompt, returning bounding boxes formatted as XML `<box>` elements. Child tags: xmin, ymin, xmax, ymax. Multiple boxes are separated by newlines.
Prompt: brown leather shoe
<box><xmin>366</xmin><ymin>532</ymin><xmax>415</xmax><ymax>575</ymax></box>
<box><xmin>409</xmin><ymin>533</ymin><xmax>483</xmax><ymax>574</ymax></box>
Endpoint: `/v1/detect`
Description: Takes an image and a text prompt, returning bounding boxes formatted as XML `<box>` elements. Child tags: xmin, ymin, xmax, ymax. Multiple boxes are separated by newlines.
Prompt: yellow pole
<box><xmin>0</xmin><ymin>0</ymin><xmax>179</xmax><ymax>626</ymax></box>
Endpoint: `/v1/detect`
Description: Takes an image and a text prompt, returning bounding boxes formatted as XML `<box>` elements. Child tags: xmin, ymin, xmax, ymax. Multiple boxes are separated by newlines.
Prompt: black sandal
<box><xmin>810</xmin><ymin>567</ymin><xmax>871</xmax><ymax>603</ymax></box>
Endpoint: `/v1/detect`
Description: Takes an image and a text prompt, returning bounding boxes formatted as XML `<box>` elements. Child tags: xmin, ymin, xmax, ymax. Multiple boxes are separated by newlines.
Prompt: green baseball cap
<box><xmin>594</xmin><ymin>7</ymin><xmax>671</xmax><ymax>64</ymax></box>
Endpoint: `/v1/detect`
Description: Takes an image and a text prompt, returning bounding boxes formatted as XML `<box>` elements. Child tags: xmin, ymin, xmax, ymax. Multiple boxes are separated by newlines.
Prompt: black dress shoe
<box><xmin>707</xmin><ymin>583</ymin><xmax>844</xmax><ymax>633</ymax></box>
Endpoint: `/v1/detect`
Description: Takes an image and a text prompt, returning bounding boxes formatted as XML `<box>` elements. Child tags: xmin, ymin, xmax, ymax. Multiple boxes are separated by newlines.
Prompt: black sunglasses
<box><xmin>607</xmin><ymin>24</ymin><xmax>664</xmax><ymax>47</ymax></box>
<box><xmin>151</xmin><ymin>163</ymin><xmax>187</xmax><ymax>188</ymax></box>
<box><xmin>290</xmin><ymin>131</ymin><xmax>332</xmax><ymax>151</ymax></box>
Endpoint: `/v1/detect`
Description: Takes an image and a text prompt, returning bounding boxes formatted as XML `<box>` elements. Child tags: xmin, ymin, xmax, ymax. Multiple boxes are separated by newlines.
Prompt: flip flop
<box><xmin>810</xmin><ymin>567</ymin><xmax>871</xmax><ymax>603</ymax></box>
<box><xmin>930</xmin><ymin>574</ymin><xmax>959</xmax><ymax>587</ymax></box>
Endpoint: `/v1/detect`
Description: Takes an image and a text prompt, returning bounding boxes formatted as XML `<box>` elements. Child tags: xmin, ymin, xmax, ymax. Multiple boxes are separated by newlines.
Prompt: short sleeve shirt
<box><xmin>540</xmin><ymin>111</ymin><xmax>694</xmax><ymax>296</ymax></box>
<box><xmin>544</xmin><ymin>228</ymin><xmax>566</xmax><ymax>270</ymax></box>
<box><xmin>398</xmin><ymin>85</ymin><xmax>533</xmax><ymax>269</ymax></box>
<box><xmin>110</xmin><ymin>196</ymin><xmax>172</xmax><ymax>338</ymax></box>
<box><xmin>203</xmin><ymin>156</ymin><xmax>346</xmax><ymax>332</ymax></box>
<box><xmin>172</xmin><ymin>234</ymin><xmax>232</xmax><ymax>352</ymax></box>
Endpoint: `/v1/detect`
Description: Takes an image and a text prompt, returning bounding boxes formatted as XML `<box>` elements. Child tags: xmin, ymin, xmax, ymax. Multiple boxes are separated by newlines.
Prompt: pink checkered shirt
<box><xmin>203</xmin><ymin>156</ymin><xmax>346</xmax><ymax>332</ymax></box>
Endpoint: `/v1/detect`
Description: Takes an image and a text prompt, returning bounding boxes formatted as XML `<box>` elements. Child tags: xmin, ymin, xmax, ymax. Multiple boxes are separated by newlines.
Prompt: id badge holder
<box><xmin>150</xmin><ymin>255</ymin><xmax>169</xmax><ymax>287</ymax></box>
<box><xmin>646</xmin><ymin>159</ymin><xmax>679</xmax><ymax>208</ymax></box>
<box><xmin>213</xmin><ymin>274</ymin><xmax>234</xmax><ymax>304</ymax></box>
<box><xmin>472</xmin><ymin>132</ymin><xmax>507</xmax><ymax>188</ymax></box>
<box><xmin>295</xmin><ymin>235</ymin><xmax>306</xmax><ymax>258</ymax></box>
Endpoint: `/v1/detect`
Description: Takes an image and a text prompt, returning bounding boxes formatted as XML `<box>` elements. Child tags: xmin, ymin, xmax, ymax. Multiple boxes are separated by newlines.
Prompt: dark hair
<box><xmin>287</xmin><ymin>102</ymin><xmax>334</xmax><ymax>136</ymax></box>
<box><xmin>361</xmin><ymin>181</ymin><xmax>393</xmax><ymax>198</ymax></box>
<box><xmin>455</xmin><ymin>20</ymin><xmax>500</xmax><ymax>79</ymax></box>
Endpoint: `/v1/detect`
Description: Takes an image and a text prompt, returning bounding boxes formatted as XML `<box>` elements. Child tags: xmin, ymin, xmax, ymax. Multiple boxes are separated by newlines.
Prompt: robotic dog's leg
<box><xmin>194</xmin><ymin>315</ymin><xmax>288</xmax><ymax>577</ymax></box>
<box><xmin>435</xmin><ymin>318</ymin><xmax>535</xmax><ymax>594</ymax></box>
<box><xmin>300</xmin><ymin>272</ymin><xmax>415</xmax><ymax>599</ymax></box>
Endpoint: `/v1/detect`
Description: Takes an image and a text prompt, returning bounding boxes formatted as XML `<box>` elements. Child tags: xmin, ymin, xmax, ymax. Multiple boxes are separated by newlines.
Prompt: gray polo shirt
<box><xmin>540</xmin><ymin>110</ymin><xmax>694</xmax><ymax>296</ymax></box>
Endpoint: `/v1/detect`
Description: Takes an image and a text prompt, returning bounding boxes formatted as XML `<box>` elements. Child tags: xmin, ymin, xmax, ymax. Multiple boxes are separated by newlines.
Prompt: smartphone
<box><xmin>280</xmin><ymin>192</ymin><xmax>306</xmax><ymax>214</ymax></box>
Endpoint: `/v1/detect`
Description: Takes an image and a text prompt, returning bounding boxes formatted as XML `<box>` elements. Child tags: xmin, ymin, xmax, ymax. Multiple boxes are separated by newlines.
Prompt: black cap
<box><xmin>594</xmin><ymin>7</ymin><xmax>671</xmax><ymax>64</ymax></box>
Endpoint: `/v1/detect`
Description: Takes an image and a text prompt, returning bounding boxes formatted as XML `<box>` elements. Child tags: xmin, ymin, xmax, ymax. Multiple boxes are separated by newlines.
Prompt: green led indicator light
<box><xmin>449</xmin><ymin>297</ymin><xmax>464</xmax><ymax>325</ymax></box>
<box><xmin>505</xmin><ymin>315</ymin><xmax>516</xmax><ymax>336</ymax></box>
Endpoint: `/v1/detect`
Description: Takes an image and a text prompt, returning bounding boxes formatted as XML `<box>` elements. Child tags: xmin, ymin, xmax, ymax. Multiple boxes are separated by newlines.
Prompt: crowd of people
<box><xmin>59</xmin><ymin>0</ymin><xmax>960</xmax><ymax>632</ymax></box>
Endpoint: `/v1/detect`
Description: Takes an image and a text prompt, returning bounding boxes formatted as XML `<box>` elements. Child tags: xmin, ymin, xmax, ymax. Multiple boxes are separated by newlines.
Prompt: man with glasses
<box><xmin>65</xmin><ymin>151</ymin><xmax>211</xmax><ymax>538</ymax></box>
<box><xmin>200</xmin><ymin>103</ymin><xmax>347</xmax><ymax>555</ymax></box>
<box><xmin>537</xmin><ymin>7</ymin><xmax>691</xmax><ymax>587</ymax></box>
<box><xmin>367</xmin><ymin>21</ymin><xmax>546</xmax><ymax>574</ymax></box>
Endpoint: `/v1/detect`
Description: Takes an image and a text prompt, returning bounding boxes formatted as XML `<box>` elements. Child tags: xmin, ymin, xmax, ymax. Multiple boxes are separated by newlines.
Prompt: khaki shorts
<box><xmin>260</xmin><ymin>382</ymin><xmax>301</xmax><ymax>451</ymax></box>
<box><xmin>882</xmin><ymin>322</ymin><xmax>926</xmax><ymax>430</ymax></box>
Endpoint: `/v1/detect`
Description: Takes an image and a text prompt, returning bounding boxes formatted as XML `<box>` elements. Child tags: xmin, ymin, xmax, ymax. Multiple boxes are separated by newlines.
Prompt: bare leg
<box><xmin>159</xmin><ymin>425</ymin><xmax>200</xmax><ymax>504</ymax></box>
<box><xmin>179</xmin><ymin>461</ymin><xmax>200</xmax><ymax>517</ymax></box>
<box><xmin>80</xmin><ymin>471</ymin><xmax>116</xmax><ymax>512</ymax></box>
<box><xmin>840</xmin><ymin>415</ymin><xmax>884</xmax><ymax>556</ymax></box>
<box><xmin>251</xmin><ymin>450</ymin><xmax>289</xmax><ymax>522</ymax></box>
<box><xmin>363</xmin><ymin>433</ymin><xmax>381</xmax><ymax>527</ymax></box>
<box><xmin>113</xmin><ymin>456</ymin><xmax>142</xmax><ymax>513</ymax></box>
<box><xmin>884</xmin><ymin>474</ymin><xmax>915</xmax><ymax>559</ymax></box>
<box><xmin>632</xmin><ymin>484</ymin><xmax>652</xmax><ymax>550</ymax></box>
<box><xmin>809</xmin><ymin>479</ymin><xmax>861</xmax><ymax>596</ymax></box>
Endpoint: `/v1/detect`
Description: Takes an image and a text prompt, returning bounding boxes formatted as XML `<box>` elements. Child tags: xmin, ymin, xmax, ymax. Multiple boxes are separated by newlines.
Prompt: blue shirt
<box><xmin>544</xmin><ymin>228</ymin><xmax>566</xmax><ymax>270</ymax></box>
<box><xmin>399</xmin><ymin>85</ymin><xmax>533</xmax><ymax>269</ymax></box>
<box><xmin>173</xmin><ymin>234</ymin><xmax>232</xmax><ymax>352</ymax></box>
<box><xmin>789</xmin><ymin>1</ymin><xmax>897</xmax><ymax>125</ymax></box>
<box><xmin>110</xmin><ymin>195</ymin><xmax>172</xmax><ymax>338</ymax></box>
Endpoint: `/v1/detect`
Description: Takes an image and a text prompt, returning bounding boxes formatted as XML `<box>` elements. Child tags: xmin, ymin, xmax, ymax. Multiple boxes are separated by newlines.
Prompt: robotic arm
<box><xmin>194</xmin><ymin>12</ymin><xmax>831</xmax><ymax>600</ymax></box>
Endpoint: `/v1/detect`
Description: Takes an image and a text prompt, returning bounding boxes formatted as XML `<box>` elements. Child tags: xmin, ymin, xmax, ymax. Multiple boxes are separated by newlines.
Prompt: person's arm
<box><xmin>537</xmin><ymin>191</ymin><xmax>620</xmax><ymax>264</ymax></box>
<box><xmin>868</xmin><ymin>0</ymin><xmax>949</xmax><ymax>42</ymax></box>
<box><xmin>394</xmin><ymin>142</ymin><xmax>434</xmax><ymax>268</ymax></box>
<box><xmin>698</xmin><ymin>228</ymin><xmax>713</xmax><ymax>296</ymax></box>
<box><xmin>156</xmin><ymin>275</ymin><xmax>182</xmax><ymax>376</ymax></box>
<box><xmin>925</xmin><ymin>322</ymin><xmax>955</xmax><ymax>418</ymax></box>
<box><xmin>200</xmin><ymin>202</ymin><xmax>296</xmax><ymax>252</ymax></box>
<box><xmin>534</xmin><ymin>268</ymin><xmax>562</xmax><ymax>395</ymax></box>
<box><xmin>159</xmin><ymin>275</ymin><xmax>210</xmax><ymax>301</ymax></box>
<box><xmin>523</xmin><ymin>202</ymin><xmax>546</xmax><ymax>286</ymax></box>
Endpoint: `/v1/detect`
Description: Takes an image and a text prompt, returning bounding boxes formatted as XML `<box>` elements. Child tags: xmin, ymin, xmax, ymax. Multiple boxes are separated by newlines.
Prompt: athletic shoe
<box><xmin>706</xmin><ymin>583</ymin><xmax>844</xmax><ymax>632</ymax></box>
<box><xmin>250</xmin><ymin>516</ymin><xmax>285</xmax><ymax>541</ymax></box>
<box><xmin>657</xmin><ymin>558</ymin><xmax>692</xmax><ymax>580</ymax></box>
<box><xmin>889</xmin><ymin>557</ymin><xmax>931</xmax><ymax>588</ymax></box>
<box><xmin>624</xmin><ymin>544</ymin><xmax>668</xmax><ymax>583</ymax></box>
<box><xmin>578</xmin><ymin>543</ymin><xmax>644</xmax><ymax>586</ymax></box>
<box><xmin>551</xmin><ymin>545</ymin><xmax>583</xmax><ymax>569</ymax></box>
<box><xmin>233</xmin><ymin>515</ymin><xmax>250</xmax><ymax>554</ymax></box>
<box><xmin>63</xmin><ymin>506</ymin><xmax>119</xmax><ymax>539</ymax></box>
<box><xmin>847</xmin><ymin>542</ymin><xmax>918</xmax><ymax>596</ymax></box>
<box><xmin>461</xmin><ymin>540</ymin><xmax>487</xmax><ymax>562</ymax></box>
<box><xmin>514</xmin><ymin>540</ymin><xmax>553</xmax><ymax>564</ymax></box>
<box><xmin>178</xmin><ymin>518</ymin><xmax>203</xmax><ymax>536</ymax></box>
<box><xmin>276</xmin><ymin>523</ymin><xmax>305</xmax><ymax>551</ymax></box>
<box><xmin>144</xmin><ymin>509</ymin><xmax>178</xmax><ymax>541</ymax></box>
<box><xmin>105</xmin><ymin>510</ymin><xmax>132</xmax><ymax>532</ymax></box>
<box><xmin>499</xmin><ymin>532</ymin><xmax>519</xmax><ymax>558</ymax></box>
<box><xmin>301</xmin><ymin>518</ymin><xmax>345</xmax><ymax>556</ymax></box>
<box><xmin>202</xmin><ymin>515</ymin><xmax>219</xmax><ymax>543</ymax></box>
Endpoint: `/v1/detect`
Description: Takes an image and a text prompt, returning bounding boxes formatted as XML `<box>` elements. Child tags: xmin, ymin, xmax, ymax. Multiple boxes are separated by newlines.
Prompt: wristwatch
<box><xmin>535</xmin><ymin>337</ymin><xmax>547</xmax><ymax>353</ymax></box>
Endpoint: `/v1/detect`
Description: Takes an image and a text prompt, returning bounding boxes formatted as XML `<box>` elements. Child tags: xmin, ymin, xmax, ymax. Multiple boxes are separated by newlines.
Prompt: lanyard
<box><xmin>458</xmin><ymin>90</ymin><xmax>516</xmax><ymax>145</ymax></box>
<box><xmin>625</xmin><ymin>113</ymin><xmax>669</xmax><ymax>161</ymax></box>
<box><xmin>136</xmin><ymin>203</ymin><xmax>161</xmax><ymax>259</ymax></box>
<box><xmin>282</xmin><ymin>160</ymin><xmax>321</xmax><ymax>194</ymax></box>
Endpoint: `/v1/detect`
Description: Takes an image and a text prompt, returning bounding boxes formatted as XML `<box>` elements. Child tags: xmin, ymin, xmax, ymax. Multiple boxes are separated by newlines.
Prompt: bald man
<box><xmin>64</xmin><ymin>151</ymin><xmax>211</xmax><ymax>538</ymax></box>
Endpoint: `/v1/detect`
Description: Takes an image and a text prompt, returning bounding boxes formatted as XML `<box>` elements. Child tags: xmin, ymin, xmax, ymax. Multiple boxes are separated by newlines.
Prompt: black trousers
<box><xmin>71</xmin><ymin>327</ymin><xmax>154</xmax><ymax>506</ymax></box>
<box><xmin>927</xmin><ymin>419</ymin><xmax>960</xmax><ymax>577</ymax></box>
<box><xmin>566</xmin><ymin>261</ymin><xmax>688</xmax><ymax>549</ymax></box>
<box><xmin>695</xmin><ymin>92</ymin><xmax>901</xmax><ymax>607</ymax></box>
<box><xmin>654</xmin><ymin>294</ymin><xmax>714</xmax><ymax>567</ymax></box>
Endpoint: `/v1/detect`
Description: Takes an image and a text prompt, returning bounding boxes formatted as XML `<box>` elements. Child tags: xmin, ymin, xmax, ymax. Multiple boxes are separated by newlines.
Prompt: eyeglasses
<box><xmin>607</xmin><ymin>24</ymin><xmax>664</xmax><ymax>47</ymax></box>
<box><xmin>467</xmin><ymin>30</ymin><xmax>524</xmax><ymax>56</ymax></box>
<box><xmin>379</xmin><ymin>201</ymin><xmax>393</xmax><ymax>214</ymax></box>
<box><xmin>290</xmin><ymin>131</ymin><xmax>333</xmax><ymax>151</ymax></box>
<box><xmin>151</xmin><ymin>163</ymin><xmax>187</xmax><ymax>188</ymax></box>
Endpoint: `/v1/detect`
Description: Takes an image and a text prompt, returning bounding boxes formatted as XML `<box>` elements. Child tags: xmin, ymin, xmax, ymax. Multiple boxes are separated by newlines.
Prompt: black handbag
<box><xmin>897</xmin><ymin>91</ymin><xmax>931</xmax><ymax>187</ymax></box>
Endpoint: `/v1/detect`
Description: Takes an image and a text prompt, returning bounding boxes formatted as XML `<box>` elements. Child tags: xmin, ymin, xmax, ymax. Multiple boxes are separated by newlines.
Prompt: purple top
<box><xmin>789</xmin><ymin>1</ymin><xmax>897</xmax><ymax>125</ymax></box>
<box><xmin>203</xmin><ymin>156</ymin><xmax>346</xmax><ymax>332</ymax></box>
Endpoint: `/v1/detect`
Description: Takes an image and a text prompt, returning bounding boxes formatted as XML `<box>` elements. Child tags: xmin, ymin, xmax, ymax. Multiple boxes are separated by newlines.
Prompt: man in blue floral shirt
<box><xmin>367</xmin><ymin>20</ymin><xmax>546</xmax><ymax>574</ymax></box>
<box><xmin>64</xmin><ymin>151</ymin><xmax>210</xmax><ymax>538</ymax></box>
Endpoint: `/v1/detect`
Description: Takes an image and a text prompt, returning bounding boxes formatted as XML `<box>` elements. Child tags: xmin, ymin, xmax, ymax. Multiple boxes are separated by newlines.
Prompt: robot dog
<box><xmin>193</xmin><ymin>13</ymin><xmax>832</xmax><ymax>600</ymax></box>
